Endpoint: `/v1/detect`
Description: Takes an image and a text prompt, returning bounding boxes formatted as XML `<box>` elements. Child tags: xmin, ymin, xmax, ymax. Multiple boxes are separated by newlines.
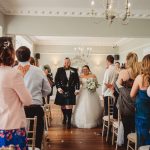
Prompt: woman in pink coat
<box><xmin>0</xmin><ymin>37</ymin><xmax>32</xmax><ymax>149</ymax></box>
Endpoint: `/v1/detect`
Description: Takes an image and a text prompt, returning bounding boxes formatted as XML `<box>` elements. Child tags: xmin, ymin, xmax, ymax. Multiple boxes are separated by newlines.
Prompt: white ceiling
<box><xmin>1</xmin><ymin>0</ymin><xmax>150</xmax><ymax>47</ymax></box>
<box><xmin>0</xmin><ymin>0</ymin><xmax>150</xmax><ymax>18</ymax></box>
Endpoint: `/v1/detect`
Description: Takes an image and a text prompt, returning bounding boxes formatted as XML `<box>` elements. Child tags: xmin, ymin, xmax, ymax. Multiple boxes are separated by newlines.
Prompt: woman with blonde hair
<box><xmin>131</xmin><ymin>54</ymin><xmax>150</xmax><ymax>148</ymax></box>
<box><xmin>116</xmin><ymin>52</ymin><xmax>139</xmax><ymax>146</ymax></box>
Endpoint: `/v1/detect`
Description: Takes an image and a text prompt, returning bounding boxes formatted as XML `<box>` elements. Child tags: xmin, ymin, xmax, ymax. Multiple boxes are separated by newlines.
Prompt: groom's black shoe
<box><xmin>67</xmin><ymin>123</ymin><xmax>71</xmax><ymax>129</ymax></box>
<box><xmin>62</xmin><ymin>118</ymin><xmax>67</xmax><ymax>125</ymax></box>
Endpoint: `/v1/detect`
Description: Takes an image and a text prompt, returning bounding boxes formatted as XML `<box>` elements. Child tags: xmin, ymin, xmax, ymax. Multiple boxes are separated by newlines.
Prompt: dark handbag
<box><xmin>118</xmin><ymin>87</ymin><xmax>135</xmax><ymax>116</ymax></box>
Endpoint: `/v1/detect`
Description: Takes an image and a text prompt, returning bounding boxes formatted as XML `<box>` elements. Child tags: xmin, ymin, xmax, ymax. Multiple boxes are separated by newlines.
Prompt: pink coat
<box><xmin>0</xmin><ymin>66</ymin><xmax>32</xmax><ymax>130</ymax></box>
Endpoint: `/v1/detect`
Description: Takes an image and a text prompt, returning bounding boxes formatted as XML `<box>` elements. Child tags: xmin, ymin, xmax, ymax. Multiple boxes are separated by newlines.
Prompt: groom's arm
<box><xmin>55</xmin><ymin>68</ymin><xmax>63</xmax><ymax>93</ymax></box>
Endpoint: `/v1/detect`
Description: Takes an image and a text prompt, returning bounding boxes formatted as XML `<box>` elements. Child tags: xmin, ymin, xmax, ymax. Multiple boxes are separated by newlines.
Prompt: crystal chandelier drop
<box><xmin>105</xmin><ymin>0</ymin><xmax>131</xmax><ymax>24</ymax></box>
<box><xmin>74</xmin><ymin>47</ymin><xmax>92</xmax><ymax>60</ymax></box>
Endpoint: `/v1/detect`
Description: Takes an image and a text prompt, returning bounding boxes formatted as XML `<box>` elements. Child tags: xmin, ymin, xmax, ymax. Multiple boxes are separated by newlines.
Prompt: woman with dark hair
<box><xmin>16</xmin><ymin>46</ymin><xmax>51</xmax><ymax>149</ymax></box>
<box><xmin>72</xmin><ymin>65</ymin><xmax>102</xmax><ymax>128</ymax></box>
<box><xmin>131</xmin><ymin>54</ymin><xmax>150</xmax><ymax>148</ymax></box>
<box><xmin>0</xmin><ymin>37</ymin><xmax>32</xmax><ymax>149</ymax></box>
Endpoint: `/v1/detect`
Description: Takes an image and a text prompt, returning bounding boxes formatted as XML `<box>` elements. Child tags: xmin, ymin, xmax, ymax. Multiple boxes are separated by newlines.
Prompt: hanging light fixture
<box><xmin>89</xmin><ymin>0</ymin><xmax>131</xmax><ymax>24</ymax></box>
<box><xmin>74</xmin><ymin>47</ymin><xmax>92</xmax><ymax>60</ymax></box>
<box><xmin>91</xmin><ymin>0</ymin><xmax>95</xmax><ymax>6</ymax></box>
<box><xmin>105</xmin><ymin>0</ymin><xmax>131</xmax><ymax>24</ymax></box>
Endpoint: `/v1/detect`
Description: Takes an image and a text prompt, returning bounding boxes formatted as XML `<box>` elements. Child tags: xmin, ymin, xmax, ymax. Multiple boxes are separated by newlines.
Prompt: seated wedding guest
<box><xmin>16</xmin><ymin>46</ymin><xmax>51</xmax><ymax>149</ymax></box>
<box><xmin>42</xmin><ymin>64</ymin><xmax>55</xmax><ymax>104</ymax></box>
<box><xmin>102</xmin><ymin>55</ymin><xmax>117</xmax><ymax>116</ymax></box>
<box><xmin>130</xmin><ymin>54</ymin><xmax>150</xmax><ymax>148</ymax></box>
<box><xmin>0</xmin><ymin>37</ymin><xmax>32</xmax><ymax>149</ymax></box>
<box><xmin>116</xmin><ymin>52</ymin><xmax>139</xmax><ymax>147</ymax></box>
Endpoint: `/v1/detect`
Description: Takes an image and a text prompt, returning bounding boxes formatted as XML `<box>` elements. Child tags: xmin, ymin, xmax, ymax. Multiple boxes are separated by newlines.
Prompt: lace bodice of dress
<box><xmin>80</xmin><ymin>78</ymin><xmax>87</xmax><ymax>88</ymax></box>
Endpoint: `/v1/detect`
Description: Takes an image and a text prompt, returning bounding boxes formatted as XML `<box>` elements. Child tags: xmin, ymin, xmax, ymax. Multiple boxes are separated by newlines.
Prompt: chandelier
<box><xmin>74</xmin><ymin>47</ymin><xmax>92</xmax><ymax>60</ymax></box>
<box><xmin>105</xmin><ymin>0</ymin><xmax>131</xmax><ymax>24</ymax></box>
<box><xmin>91</xmin><ymin>0</ymin><xmax>131</xmax><ymax>25</ymax></box>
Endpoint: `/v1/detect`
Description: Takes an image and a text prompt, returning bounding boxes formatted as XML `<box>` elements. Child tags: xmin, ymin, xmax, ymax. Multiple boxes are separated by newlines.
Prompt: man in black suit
<box><xmin>55</xmin><ymin>57</ymin><xmax>80</xmax><ymax>129</ymax></box>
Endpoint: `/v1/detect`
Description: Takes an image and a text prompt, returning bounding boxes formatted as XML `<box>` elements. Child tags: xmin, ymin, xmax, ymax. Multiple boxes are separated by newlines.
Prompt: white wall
<box><xmin>119</xmin><ymin>38</ymin><xmax>150</xmax><ymax>63</ymax></box>
<box><xmin>0</xmin><ymin>26</ymin><xmax>2</xmax><ymax>37</ymax></box>
<box><xmin>5</xmin><ymin>15</ymin><xmax>150</xmax><ymax>37</ymax></box>
<box><xmin>15</xmin><ymin>35</ymin><xmax>34</xmax><ymax>56</ymax></box>
<box><xmin>38</xmin><ymin>53</ymin><xmax>107</xmax><ymax>96</ymax></box>
<box><xmin>0</xmin><ymin>13</ymin><xmax>5</xmax><ymax>35</ymax></box>
<box><xmin>34</xmin><ymin>44</ymin><xmax>118</xmax><ymax>96</ymax></box>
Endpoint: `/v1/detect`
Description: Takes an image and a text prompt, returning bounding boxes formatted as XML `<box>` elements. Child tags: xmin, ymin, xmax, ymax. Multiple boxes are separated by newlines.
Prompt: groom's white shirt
<box><xmin>58</xmin><ymin>69</ymin><xmax>70</xmax><ymax>93</ymax></box>
<box><xmin>58</xmin><ymin>69</ymin><xmax>79</xmax><ymax>94</ymax></box>
<box><xmin>65</xmin><ymin>70</ymin><xmax>70</xmax><ymax>79</ymax></box>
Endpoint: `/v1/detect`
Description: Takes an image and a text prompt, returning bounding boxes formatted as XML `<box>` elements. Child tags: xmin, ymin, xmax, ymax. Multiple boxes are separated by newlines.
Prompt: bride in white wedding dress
<box><xmin>72</xmin><ymin>65</ymin><xmax>102</xmax><ymax>128</ymax></box>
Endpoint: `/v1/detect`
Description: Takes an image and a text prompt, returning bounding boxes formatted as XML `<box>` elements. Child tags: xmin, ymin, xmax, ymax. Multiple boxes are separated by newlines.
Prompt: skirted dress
<box><xmin>135</xmin><ymin>90</ymin><xmax>150</xmax><ymax>148</ymax></box>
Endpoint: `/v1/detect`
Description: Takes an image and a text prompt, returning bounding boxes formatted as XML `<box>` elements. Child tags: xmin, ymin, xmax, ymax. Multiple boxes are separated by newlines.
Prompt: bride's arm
<box><xmin>92</xmin><ymin>74</ymin><xmax>99</xmax><ymax>84</ymax></box>
<box><xmin>79</xmin><ymin>75</ymin><xmax>83</xmax><ymax>85</ymax></box>
<box><xmin>91</xmin><ymin>74</ymin><xmax>97</xmax><ymax>80</ymax></box>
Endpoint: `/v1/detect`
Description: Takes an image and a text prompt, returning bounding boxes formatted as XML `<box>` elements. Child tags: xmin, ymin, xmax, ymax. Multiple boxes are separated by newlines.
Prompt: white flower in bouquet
<box><xmin>86</xmin><ymin>78</ymin><xmax>100</xmax><ymax>92</ymax></box>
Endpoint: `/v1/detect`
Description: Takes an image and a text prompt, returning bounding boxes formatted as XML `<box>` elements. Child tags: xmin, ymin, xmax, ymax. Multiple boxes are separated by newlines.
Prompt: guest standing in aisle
<box><xmin>16</xmin><ymin>46</ymin><xmax>51</xmax><ymax>149</ymax></box>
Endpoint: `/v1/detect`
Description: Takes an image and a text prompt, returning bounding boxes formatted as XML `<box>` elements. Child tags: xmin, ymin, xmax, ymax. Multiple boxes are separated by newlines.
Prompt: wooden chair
<box><xmin>139</xmin><ymin>145</ymin><xmax>150</xmax><ymax>150</ymax></box>
<box><xmin>127</xmin><ymin>133</ymin><xmax>137</xmax><ymax>150</ymax></box>
<box><xmin>0</xmin><ymin>145</ymin><xmax>15</xmax><ymax>150</ymax></box>
<box><xmin>42</xmin><ymin>131</ymin><xmax>51</xmax><ymax>150</ymax></box>
<box><xmin>26</xmin><ymin>116</ymin><xmax>37</xmax><ymax>150</ymax></box>
<box><xmin>42</xmin><ymin>104</ymin><xmax>52</xmax><ymax>150</ymax></box>
<box><xmin>112</xmin><ymin>110</ymin><xmax>121</xmax><ymax>150</ymax></box>
<box><xmin>43</xmin><ymin>104</ymin><xmax>52</xmax><ymax>131</ymax></box>
<box><xmin>102</xmin><ymin>96</ymin><xmax>114</xmax><ymax>142</ymax></box>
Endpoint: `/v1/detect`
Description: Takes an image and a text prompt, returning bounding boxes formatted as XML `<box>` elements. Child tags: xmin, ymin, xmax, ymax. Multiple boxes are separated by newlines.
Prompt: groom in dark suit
<box><xmin>55</xmin><ymin>57</ymin><xmax>80</xmax><ymax>129</ymax></box>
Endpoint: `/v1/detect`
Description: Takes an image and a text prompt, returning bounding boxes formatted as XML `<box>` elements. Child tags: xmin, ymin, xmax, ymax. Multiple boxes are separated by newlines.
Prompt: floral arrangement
<box><xmin>86</xmin><ymin>78</ymin><xmax>100</xmax><ymax>92</ymax></box>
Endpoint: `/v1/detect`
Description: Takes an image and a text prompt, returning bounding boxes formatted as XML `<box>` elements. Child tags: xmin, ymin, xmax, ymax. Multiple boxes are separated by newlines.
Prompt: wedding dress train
<box><xmin>72</xmin><ymin>78</ymin><xmax>102</xmax><ymax>128</ymax></box>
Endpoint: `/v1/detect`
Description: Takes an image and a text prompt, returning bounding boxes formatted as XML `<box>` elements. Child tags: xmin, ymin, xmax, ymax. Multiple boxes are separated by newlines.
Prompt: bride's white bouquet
<box><xmin>86</xmin><ymin>78</ymin><xmax>100</xmax><ymax>93</ymax></box>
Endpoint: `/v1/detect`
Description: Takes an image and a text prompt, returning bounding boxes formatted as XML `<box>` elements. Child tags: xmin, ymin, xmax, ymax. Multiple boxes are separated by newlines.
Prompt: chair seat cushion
<box><xmin>103</xmin><ymin>115</ymin><xmax>113</xmax><ymax>121</ymax></box>
<box><xmin>127</xmin><ymin>133</ymin><xmax>137</xmax><ymax>142</ymax></box>
<box><xmin>113</xmin><ymin>121</ymin><xmax>119</xmax><ymax>128</ymax></box>
<box><xmin>139</xmin><ymin>145</ymin><xmax>150</xmax><ymax>150</ymax></box>
<box><xmin>29</xmin><ymin>147</ymin><xmax>40</xmax><ymax>150</ymax></box>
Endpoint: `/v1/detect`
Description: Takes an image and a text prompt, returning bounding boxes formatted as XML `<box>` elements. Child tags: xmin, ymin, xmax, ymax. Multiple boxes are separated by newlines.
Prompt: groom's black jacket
<box><xmin>54</xmin><ymin>67</ymin><xmax>80</xmax><ymax>105</ymax></box>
